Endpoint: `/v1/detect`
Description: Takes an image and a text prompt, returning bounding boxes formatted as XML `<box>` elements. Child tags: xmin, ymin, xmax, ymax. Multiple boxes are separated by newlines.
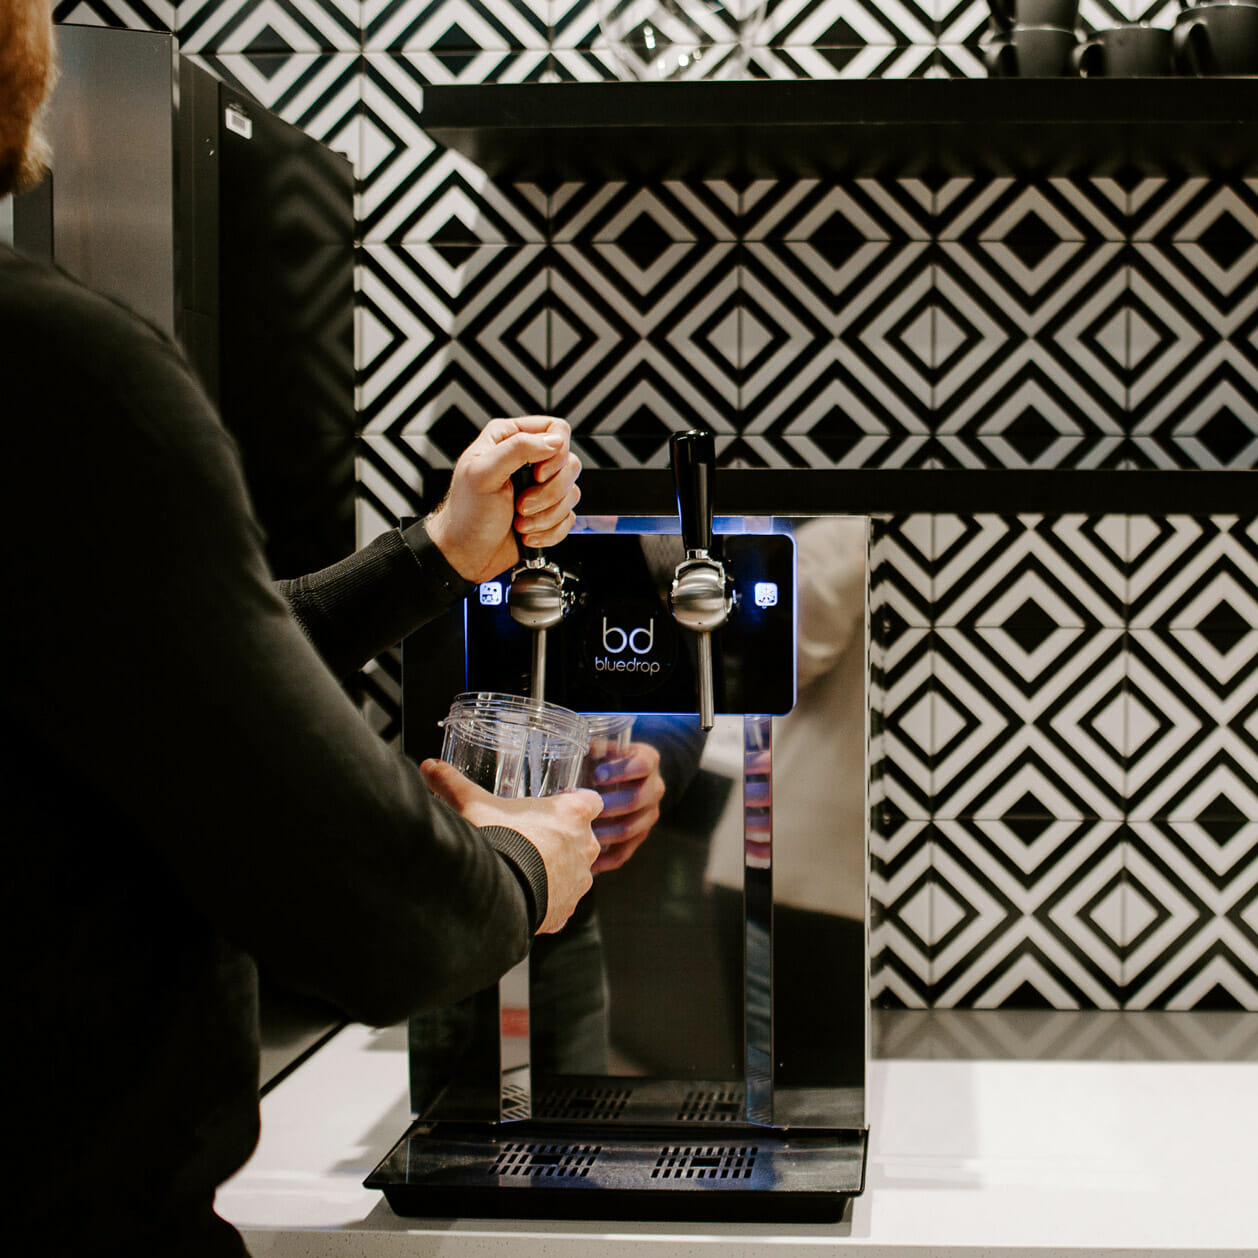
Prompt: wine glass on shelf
<box><xmin>596</xmin><ymin>0</ymin><xmax>768</xmax><ymax>81</ymax></box>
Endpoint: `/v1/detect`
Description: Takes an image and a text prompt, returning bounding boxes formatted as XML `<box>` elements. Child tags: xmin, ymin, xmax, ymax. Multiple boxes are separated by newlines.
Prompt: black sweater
<box><xmin>0</xmin><ymin>243</ymin><xmax>544</xmax><ymax>1255</ymax></box>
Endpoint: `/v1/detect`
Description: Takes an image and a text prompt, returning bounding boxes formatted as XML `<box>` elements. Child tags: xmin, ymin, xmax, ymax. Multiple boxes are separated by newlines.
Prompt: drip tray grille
<box><xmin>652</xmin><ymin>1144</ymin><xmax>757</xmax><ymax>1179</ymax></box>
<box><xmin>677</xmin><ymin>1088</ymin><xmax>742</xmax><ymax>1123</ymax></box>
<box><xmin>367</xmin><ymin>1119</ymin><xmax>867</xmax><ymax>1223</ymax></box>
<box><xmin>534</xmin><ymin>1085</ymin><xmax>631</xmax><ymax>1122</ymax></box>
<box><xmin>493</xmin><ymin>1142</ymin><xmax>601</xmax><ymax>1178</ymax></box>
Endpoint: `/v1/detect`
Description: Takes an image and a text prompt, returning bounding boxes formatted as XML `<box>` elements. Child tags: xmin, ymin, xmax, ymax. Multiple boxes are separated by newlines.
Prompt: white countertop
<box><xmin>219</xmin><ymin>1021</ymin><xmax>1258</xmax><ymax>1257</ymax></box>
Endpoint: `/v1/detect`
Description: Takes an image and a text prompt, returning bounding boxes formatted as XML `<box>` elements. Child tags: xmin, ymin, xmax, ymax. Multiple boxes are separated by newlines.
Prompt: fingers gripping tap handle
<box><xmin>670</xmin><ymin>429</ymin><xmax>715</xmax><ymax>556</ymax></box>
<box><xmin>508</xmin><ymin>463</ymin><xmax>560</xmax><ymax>701</ymax></box>
<box><xmin>510</xmin><ymin>465</ymin><xmax>546</xmax><ymax>565</ymax></box>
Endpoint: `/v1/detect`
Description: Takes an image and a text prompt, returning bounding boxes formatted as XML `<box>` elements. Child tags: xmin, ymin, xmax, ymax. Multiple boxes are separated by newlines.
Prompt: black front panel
<box><xmin>466</xmin><ymin>532</ymin><xmax>796</xmax><ymax>717</ymax></box>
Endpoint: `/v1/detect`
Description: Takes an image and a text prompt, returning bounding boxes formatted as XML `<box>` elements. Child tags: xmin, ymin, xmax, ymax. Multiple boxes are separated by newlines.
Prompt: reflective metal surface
<box><xmin>743</xmin><ymin>713</ymin><xmax>773</xmax><ymax>1125</ymax></box>
<box><xmin>669</xmin><ymin>557</ymin><xmax>733</xmax><ymax>728</ymax></box>
<box><xmin>22</xmin><ymin>25</ymin><xmax>355</xmax><ymax>583</ymax></box>
<box><xmin>500</xmin><ymin>958</ymin><xmax>533</xmax><ymax>1121</ymax></box>
<box><xmin>39</xmin><ymin>26</ymin><xmax>179</xmax><ymax>334</ymax></box>
<box><xmin>507</xmin><ymin>563</ymin><xmax>568</xmax><ymax>632</ymax></box>
<box><xmin>667</xmin><ymin>432</ymin><xmax>731</xmax><ymax>730</ymax></box>
<box><xmin>508</xmin><ymin>561</ymin><xmax>568</xmax><ymax>701</ymax></box>
<box><xmin>385</xmin><ymin>514</ymin><xmax>870</xmax><ymax>1220</ymax></box>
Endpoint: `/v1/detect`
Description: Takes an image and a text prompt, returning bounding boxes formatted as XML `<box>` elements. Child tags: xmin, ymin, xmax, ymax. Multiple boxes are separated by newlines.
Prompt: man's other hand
<box><xmin>424</xmin><ymin>417</ymin><xmax>581</xmax><ymax>583</ymax></box>
<box><xmin>420</xmin><ymin>759</ymin><xmax>602</xmax><ymax>934</ymax></box>
<box><xmin>587</xmin><ymin>742</ymin><xmax>666</xmax><ymax>873</ymax></box>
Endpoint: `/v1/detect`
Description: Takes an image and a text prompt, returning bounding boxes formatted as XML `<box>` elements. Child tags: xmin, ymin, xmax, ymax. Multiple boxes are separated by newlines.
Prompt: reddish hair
<box><xmin>0</xmin><ymin>3</ymin><xmax>56</xmax><ymax>197</ymax></box>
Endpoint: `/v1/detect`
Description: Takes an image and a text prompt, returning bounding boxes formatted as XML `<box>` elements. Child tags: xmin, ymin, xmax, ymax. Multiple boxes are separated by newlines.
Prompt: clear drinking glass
<box><xmin>596</xmin><ymin>0</ymin><xmax>768</xmax><ymax>81</ymax></box>
<box><xmin>581</xmin><ymin>712</ymin><xmax>636</xmax><ymax>788</ymax></box>
<box><xmin>439</xmin><ymin>692</ymin><xmax>590</xmax><ymax>799</ymax></box>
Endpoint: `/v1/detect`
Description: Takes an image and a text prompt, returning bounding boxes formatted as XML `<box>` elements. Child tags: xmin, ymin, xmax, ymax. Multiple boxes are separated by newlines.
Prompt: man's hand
<box><xmin>424</xmin><ymin>417</ymin><xmax>581</xmax><ymax>583</ymax></box>
<box><xmin>588</xmin><ymin>742</ymin><xmax>666</xmax><ymax>874</ymax></box>
<box><xmin>420</xmin><ymin>759</ymin><xmax>603</xmax><ymax>934</ymax></box>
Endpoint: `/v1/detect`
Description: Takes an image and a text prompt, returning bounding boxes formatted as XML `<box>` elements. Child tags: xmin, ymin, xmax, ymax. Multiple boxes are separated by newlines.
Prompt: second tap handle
<box><xmin>511</xmin><ymin>464</ymin><xmax>545</xmax><ymax>563</ymax></box>
<box><xmin>670</xmin><ymin>429</ymin><xmax>715</xmax><ymax>555</ymax></box>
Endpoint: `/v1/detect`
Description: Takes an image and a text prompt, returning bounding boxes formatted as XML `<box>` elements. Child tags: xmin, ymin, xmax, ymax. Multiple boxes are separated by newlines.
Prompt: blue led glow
<box><xmin>479</xmin><ymin>582</ymin><xmax>504</xmax><ymax>606</ymax></box>
<box><xmin>754</xmin><ymin>581</ymin><xmax>778</xmax><ymax>609</ymax></box>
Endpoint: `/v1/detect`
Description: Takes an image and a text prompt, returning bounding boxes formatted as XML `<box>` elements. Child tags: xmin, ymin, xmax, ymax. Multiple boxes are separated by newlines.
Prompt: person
<box><xmin>1</xmin><ymin>5</ymin><xmax>603</xmax><ymax>1255</ymax></box>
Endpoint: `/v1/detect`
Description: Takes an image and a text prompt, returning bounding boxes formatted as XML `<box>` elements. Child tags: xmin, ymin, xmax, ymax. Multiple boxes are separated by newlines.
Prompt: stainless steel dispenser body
<box><xmin>372</xmin><ymin>505</ymin><xmax>870</xmax><ymax>1221</ymax></box>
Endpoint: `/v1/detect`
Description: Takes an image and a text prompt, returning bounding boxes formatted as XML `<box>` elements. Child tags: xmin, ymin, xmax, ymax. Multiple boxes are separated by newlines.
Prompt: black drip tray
<box><xmin>365</xmin><ymin>1118</ymin><xmax>866</xmax><ymax>1223</ymax></box>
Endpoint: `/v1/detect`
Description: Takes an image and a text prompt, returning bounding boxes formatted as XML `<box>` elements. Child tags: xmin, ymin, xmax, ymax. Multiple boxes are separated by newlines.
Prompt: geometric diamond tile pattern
<box><xmin>872</xmin><ymin>515</ymin><xmax>1258</xmax><ymax>1011</ymax></box>
<box><xmin>59</xmin><ymin>0</ymin><xmax>1258</xmax><ymax>1010</ymax></box>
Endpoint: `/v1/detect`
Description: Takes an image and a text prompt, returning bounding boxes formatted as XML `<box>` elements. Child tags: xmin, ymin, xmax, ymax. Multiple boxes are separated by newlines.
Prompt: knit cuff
<box><xmin>399</xmin><ymin>517</ymin><xmax>476</xmax><ymax>603</ymax></box>
<box><xmin>481</xmin><ymin>825</ymin><xmax>548</xmax><ymax>934</ymax></box>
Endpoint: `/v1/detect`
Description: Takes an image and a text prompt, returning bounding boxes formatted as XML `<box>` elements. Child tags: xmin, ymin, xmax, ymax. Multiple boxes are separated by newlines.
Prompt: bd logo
<box><xmin>596</xmin><ymin>615</ymin><xmax>660</xmax><ymax>675</ymax></box>
<box><xmin>602</xmin><ymin>617</ymin><xmax>654</xmax><ymax>656</ymax></box>
<box><xmin>583</xmin><ymin>600</ymin><xmax>677</xmax><ymax>697</ymax></box>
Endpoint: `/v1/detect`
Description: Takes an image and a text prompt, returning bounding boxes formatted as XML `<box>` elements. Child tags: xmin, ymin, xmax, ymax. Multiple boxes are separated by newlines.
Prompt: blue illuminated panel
<box><xmin>465</xmin><ymin>533</ymin><xmax>796</xmax><ymax>716</ymax></box>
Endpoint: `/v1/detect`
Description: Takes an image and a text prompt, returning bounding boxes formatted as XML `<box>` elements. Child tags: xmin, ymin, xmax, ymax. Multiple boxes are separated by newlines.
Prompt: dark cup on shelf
<box><xmin>1074</xmin><ymin>23</ymin><xmax>1174</xmax><ymax>76</ymax></box>
<box><xmin>988</xmin><ymin>0</ymin><xmax>1080</xmax><ymax>29</ymax></box>
<box><xmin>985</xmin><ymin>23</ymin><xmax>1079</xmax><ymax>76</ymax></box>
<box><xmin>1173</xmin><ymin>2</ymin><xmax>1258</xmax><ymax>74</ymax></box>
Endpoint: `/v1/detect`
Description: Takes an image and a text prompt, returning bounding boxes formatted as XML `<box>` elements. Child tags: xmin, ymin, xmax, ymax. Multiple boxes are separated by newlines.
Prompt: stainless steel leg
<box><xmin>743</xmin><ymin>713</ymin><xmax>773</xmax><ymax>1126</ymax></box>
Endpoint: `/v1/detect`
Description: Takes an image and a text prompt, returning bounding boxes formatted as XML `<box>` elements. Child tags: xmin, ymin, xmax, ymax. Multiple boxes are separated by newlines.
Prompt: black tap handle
<box><xmin>511</xmin><ymin>464</ymin><xmax>545</xmax><ymax>562</ymax></box>
<box><xmin>670</xmin><ymin>429</ymin><xmax>715</xmax><ymax>554</ymax></box>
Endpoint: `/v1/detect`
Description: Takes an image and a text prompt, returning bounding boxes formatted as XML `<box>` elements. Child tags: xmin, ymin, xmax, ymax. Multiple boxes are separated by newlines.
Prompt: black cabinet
<box><xmin>16</xmin><ymin>24</ymin><xmax>356</xmax><ymax>580</ymax></box>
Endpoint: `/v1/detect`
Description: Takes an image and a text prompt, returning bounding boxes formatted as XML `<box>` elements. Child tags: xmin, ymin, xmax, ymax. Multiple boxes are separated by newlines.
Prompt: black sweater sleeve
<box><xmin>271</xmin><ymin>522</ymin><xmax>552</xmax><ymax>931</ymax></box>
<box><xmin>275</xmin><ymin>519</ymin><xmax>473</xmax><ymax>681</ymax></box>
<box><xmin>0</xmin><ymin>249</ymin><xmax>544</xmax><ymax>1017</ymax></box>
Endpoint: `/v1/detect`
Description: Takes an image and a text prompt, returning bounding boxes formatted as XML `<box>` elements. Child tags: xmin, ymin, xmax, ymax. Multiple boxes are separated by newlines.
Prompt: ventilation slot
<box><xmin>492</xmin><ymin>1142</ymin><xmax>601</xmax><ymax>1178</ymax></box>
<box><xmin>677</xmin><ymin>1087</ymin><xmax>742</xmax><ymax>1123</ymax></box>
<box><xmin>535</xmin><ymin>1085</ymin><xmax>631</xmax><ymax>1121</ymax></box>
<box><xmin>651</xmin><ymin>1145</ymin><xmax>758</xmax><ymax>1180</ymax></box>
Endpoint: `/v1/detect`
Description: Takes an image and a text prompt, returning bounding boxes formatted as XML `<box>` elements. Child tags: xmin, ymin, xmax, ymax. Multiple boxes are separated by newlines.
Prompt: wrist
<box><xmin>423</xmin><ymin>506</ymin><xmax>478</xmax><ymax>582</ymax></box>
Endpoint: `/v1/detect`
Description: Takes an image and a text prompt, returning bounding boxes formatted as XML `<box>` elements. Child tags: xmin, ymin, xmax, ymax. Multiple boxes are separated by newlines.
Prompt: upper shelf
<box><xmin>420</xmin><ymin>78</ymin><xmax>1258</xmax><ymax>181</ymax></box>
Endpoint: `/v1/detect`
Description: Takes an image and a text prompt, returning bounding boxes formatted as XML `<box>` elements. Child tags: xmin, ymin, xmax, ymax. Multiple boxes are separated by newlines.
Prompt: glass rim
<box><xmin>442</xmin><ymin>691</ymin><xmax>590</xmax><ymax>751</ymax></box>
<box><xmin>582</xmin><ymin>711</ymin><xmax>637</xmax><ymax>737</ymax></box>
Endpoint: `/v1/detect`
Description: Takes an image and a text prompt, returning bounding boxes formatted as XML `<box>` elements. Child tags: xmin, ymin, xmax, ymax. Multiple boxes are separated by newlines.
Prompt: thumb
<box><xmin>419</xmin><ymin>758</ymin><xmax>486</xmax><ymax>810</ymax></box>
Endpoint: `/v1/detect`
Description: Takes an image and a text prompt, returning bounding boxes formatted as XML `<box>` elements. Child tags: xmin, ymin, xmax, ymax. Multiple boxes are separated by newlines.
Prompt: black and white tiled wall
<box><xmin>54</xmin><ymin>0</ymin><xmax>1258</xmax><ymax>1010</ymax></box>
<box><xmin>871</xmin><ymin>514</ymin><xmax>1258</xmax><ymax>1011</ymax></box>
